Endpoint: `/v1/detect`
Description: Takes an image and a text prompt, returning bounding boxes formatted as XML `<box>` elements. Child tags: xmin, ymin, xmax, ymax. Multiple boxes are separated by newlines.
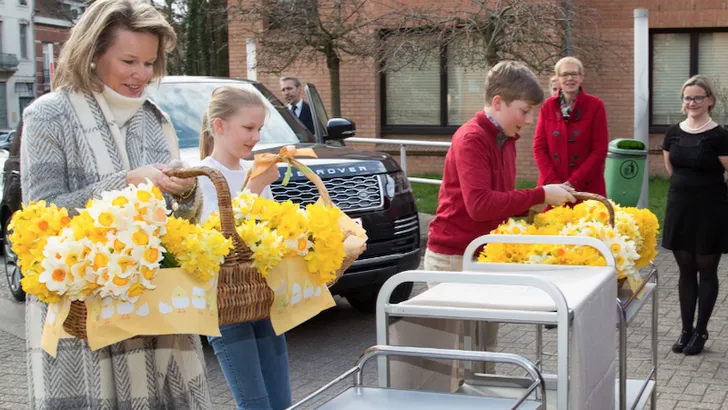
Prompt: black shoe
<box><xmin>683</xmin><ymin>331</ymin><xmax>709</xmax><ymax>355</ymax></box>
<box><xmin>672</xmin><ymin>329</ymin><xmax>692</xmax><ymax>353</ymax></box>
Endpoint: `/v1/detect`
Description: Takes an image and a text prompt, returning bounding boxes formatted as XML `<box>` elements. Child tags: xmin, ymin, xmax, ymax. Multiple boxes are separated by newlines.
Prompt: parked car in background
<box><xmin>1</xmin><ymin>122</ymin><xmax>23</xmax><ymax>301</ymax></box>
<box><xmin>1</xmin><ymin>77</ymin><xmax>421</xmax><ymax>311</ymax></box>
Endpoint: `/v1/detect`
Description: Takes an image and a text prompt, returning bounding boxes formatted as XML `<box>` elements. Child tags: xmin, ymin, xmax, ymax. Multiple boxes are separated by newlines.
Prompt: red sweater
<box><xmin>428</xmin><ymin>111</ymin><xmax>545</xmax><ymax>256</ymax></box>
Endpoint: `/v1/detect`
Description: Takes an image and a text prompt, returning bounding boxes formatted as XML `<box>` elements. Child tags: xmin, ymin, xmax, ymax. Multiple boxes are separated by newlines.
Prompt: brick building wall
<box><xmin>34</xmin><ymin>23</ymin><xmax>69</xmax><ymax>97</ymax></box>
<box><xmin>228</xmin><ymin>0</ymin><xmax>728</xmax><ymax>181</ymax></box>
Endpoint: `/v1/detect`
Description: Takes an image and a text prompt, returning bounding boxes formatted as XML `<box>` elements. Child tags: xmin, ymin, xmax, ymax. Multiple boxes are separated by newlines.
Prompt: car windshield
<box><xmin>147</xmin><ymin>80</ymin><xmax>314</xmax><ymax>149</ymax></box>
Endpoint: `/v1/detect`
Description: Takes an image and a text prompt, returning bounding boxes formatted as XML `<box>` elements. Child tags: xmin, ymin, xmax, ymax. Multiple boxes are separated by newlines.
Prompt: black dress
<box><xmin>662</xmin><ymin>124</ymin><xmax>728</xmax><ymax>254</ymax></box>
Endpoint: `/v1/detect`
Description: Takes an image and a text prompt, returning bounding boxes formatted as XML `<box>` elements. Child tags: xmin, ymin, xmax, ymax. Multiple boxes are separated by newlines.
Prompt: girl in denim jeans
<box><xmin>198</xmin><ymin>85</ymin><xmax>291</xmax><ymax>410</ymax></box>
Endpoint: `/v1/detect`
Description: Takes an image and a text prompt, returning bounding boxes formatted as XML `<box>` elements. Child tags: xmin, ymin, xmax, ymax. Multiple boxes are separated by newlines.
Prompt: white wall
<box><xmin>0</xmin><ymin>0</ymin><xmax>35</xmax><ymax>130</ymax></box>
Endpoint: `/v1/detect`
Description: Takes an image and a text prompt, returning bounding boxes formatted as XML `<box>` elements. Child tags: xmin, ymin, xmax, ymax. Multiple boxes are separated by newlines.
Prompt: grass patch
<box><xmin>411</xmin><ymin>173</ymin><xmax>670</xmax><ymax>228</ymax></box>
<box><xmin>647</xmin><ymin>177</ymin><xmax>669</xmax><ymax>229</ymax></box>
<box><xmin>410</xmin><ymin>173</ymin><xmax>538</xmax><ymax>215</ymax></box>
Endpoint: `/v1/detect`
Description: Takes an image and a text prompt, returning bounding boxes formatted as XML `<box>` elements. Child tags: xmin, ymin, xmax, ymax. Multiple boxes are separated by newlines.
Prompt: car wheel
<box><xmin>3</xmin><ymin>216</ymin><xmax>24</xmax><ymax>302</ymax></box>
<box><xmin>345</xmin><ymin>282</ymin><xmax>413</xmax><ymax>314</ymax></box>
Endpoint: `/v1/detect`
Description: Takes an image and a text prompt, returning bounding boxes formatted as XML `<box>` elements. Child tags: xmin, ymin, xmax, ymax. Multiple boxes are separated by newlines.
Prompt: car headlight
<box><xmin>385</xmin><ymin>171</ymin><xmax>412</xmax><ymax>199</ymax></box>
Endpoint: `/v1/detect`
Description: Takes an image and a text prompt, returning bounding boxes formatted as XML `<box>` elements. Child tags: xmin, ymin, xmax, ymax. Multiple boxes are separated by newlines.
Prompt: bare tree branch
<box><xmin>229</xmin><ymin>0</ymin><xmax>626</xmax><ymax>116</ymax></box>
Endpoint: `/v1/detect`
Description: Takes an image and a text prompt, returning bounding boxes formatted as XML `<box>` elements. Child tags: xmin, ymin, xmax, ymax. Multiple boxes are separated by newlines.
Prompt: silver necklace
<box><xmin>685</xmin><ymin>117</ymin><xmax>713</xmax><ymax>132</ymax></box>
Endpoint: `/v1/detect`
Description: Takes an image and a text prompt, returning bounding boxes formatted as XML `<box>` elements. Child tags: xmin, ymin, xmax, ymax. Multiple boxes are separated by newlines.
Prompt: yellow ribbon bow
<box><xmin>250</xmin><ymin>145</ymin><xmax>318</xmax><ymax>185</ymax></box>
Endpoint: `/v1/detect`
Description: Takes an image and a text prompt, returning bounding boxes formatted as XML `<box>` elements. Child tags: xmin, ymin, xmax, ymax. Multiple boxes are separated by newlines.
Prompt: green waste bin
<box><xmin>604</xmin><ymin>138</ymin><xmax>647</xmax><ymax>207</ymax></box>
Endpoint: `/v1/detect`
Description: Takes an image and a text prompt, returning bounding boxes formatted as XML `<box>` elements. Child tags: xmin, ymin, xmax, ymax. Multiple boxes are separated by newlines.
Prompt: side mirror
<box><xmin>324</xmin><ymin>118</ymin><xmax>356</xmax><ymax>141</ymax></box>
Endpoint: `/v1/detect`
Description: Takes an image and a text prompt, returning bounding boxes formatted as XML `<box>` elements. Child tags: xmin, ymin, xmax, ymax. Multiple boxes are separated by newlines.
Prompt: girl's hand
<box><xmin>246</xmin><ymin>164</ymin><xmax>280</xmax><ymax>195</ymax></box>
<box><xmin>156</xmin><ymin>160</ymin><xmax>196</xmax><ymax>196</ymax></box>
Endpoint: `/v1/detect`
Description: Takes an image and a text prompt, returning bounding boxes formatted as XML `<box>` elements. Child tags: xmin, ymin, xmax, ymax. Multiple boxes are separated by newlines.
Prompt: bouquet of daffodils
<box><xmin>202</xmin><ymin>191</ymin><xmax>347</xmax><ymax>285</ymax></box>
<box><xmin>478</xmin><ymin>200</ymin><xmax>659</xmax><ymax>282</ymax></box>
<box><xmin>10</xmin><ymin>180</ymin><xmax>232</xmax><ymax>304</ymax></box>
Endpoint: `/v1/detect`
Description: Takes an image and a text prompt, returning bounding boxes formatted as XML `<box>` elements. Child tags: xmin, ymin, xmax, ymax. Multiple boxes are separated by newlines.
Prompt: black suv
<box><xmin>1</xmin><ymin>77</ymin><xmax>420</xmax><ymax>311</ymax></box>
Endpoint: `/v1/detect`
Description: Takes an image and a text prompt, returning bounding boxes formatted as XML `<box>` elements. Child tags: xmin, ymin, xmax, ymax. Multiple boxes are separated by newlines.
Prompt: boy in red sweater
<box><xmin>390</xmin><ymin>61</ymin><xmax>575</xmax><ymax>392</ymax></box>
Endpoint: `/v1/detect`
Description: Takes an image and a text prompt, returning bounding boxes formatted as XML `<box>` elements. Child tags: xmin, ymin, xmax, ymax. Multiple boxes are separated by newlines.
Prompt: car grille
<box><xmin>394</xmin><ymin>214</ymin><xmax>419</xmax><ymax>237</ymax></box>
<box><xmin>270</xmin><ymin>175</ymin><xmax>383</xmax><ymax>212</ymax></box>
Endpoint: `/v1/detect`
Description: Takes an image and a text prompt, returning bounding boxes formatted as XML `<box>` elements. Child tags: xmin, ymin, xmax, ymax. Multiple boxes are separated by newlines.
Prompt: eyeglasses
<box><xmin>559</xmin><ymin>72</ymin><xmax>581</xmax><ymax>79</ymax></box>
<box><xmin>682</xmin><ymin>95</ymin><xmax>707</xmax><ymax>104</ymax></box>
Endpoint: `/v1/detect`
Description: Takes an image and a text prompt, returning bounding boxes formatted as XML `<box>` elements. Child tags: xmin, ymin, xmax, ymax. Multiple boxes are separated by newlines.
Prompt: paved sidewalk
<box><xmin>1</xmin><ymin>219</ymin><xmax>728</xmax><ymax>408</ymax></box>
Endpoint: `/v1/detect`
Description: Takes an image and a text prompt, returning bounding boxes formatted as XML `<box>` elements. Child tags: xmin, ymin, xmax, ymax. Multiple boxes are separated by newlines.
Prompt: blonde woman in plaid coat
<box><xmin>21</xmin><ymin>0</ymin><xmax>211</xmax><ymax>408</ymax></box>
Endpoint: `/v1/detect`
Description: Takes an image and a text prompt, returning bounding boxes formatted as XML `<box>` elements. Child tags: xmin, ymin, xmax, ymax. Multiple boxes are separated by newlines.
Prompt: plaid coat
<box><xmin>21</xmin><ymin>90</ymin><xmax>210</xmax><ymax>410</ymax></box>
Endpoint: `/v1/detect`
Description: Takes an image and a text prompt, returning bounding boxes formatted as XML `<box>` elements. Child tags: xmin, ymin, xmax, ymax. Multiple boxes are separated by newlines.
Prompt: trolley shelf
<box><xmin>618</xmin><ymin>282</ymin><xmax>656</xmax><ymax>325</ymax></box>
<box><xmin>316</xmin><ymin>387</ymin><xmax>544</xmax><ymax>410</ymax></box>
<box><xmin>460</xmin><ymin>378</ymin><xmax>655</xmax><ymax>410</ymax></box>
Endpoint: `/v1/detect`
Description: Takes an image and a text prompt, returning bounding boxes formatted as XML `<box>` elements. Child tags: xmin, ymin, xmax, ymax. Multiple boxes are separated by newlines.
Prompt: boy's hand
<box><xmin>529</xmin><ymin>203</ymin><xmax>548</xmax><ymax>214</ymax></box>
<box><xmin>542</xmin><ymin>184</ymin><xmax>576</xmax><ymax>206</ymax></box>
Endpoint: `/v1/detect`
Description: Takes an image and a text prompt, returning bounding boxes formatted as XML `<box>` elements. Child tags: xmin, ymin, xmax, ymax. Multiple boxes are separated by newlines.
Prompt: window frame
<box><xmin>649</xmin><ymin>27</ymin><xmax>728</xmax><ymax>134</ymax></box>
<box><xmin>19</xmin><ymin>23</ymin><xmax>27</xmax><ymax>60</ymax></box>
<box><xmin>380</xmin><ymin>42</ymin><xmax>477</xmax><ymax>135</ymax></box>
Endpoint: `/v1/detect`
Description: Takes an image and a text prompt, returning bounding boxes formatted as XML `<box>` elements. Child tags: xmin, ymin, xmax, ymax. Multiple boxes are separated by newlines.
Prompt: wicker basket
<box><xmin>241</xmin><ymin>157</ymin><xmax>358</xmax><ymax>288</ymax></box>
<box><xmin>63</xmin><ymin>161</ymin><xmax>356</xmax><ymax>338</ymax></box>
<box><xmin>63</xmin><ymin>166</ymin><xmax>274</xmax><ymax>338</ymax></box>
<box><xmin>526</xmin><ymin>192</ymin><xmax>627</xmax><ymax>289</ymax></box>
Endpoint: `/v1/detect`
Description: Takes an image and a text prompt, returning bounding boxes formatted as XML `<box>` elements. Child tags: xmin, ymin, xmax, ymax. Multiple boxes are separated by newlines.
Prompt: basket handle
<box><xmin>527</xmin><ymin>191</ymin><xmax>615</xmax><ymax>227</ymax></box>
<box><xmin>242</xmin><ymin>156</ymin><xmax>334</xmax><ymax>207</ymax></box>
<box><xmin>166</xmin><ymin>166</ymin><xmax>252</xmax><ymax>260</ymax></box>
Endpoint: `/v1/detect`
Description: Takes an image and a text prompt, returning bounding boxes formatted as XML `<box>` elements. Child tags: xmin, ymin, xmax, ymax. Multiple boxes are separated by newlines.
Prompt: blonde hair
<box><xmin>549</xmin><ymin>75</ymin><xmax>558</xmax><ymax>85</ymax></box>
<box><xmin>484</xmin><ymin>61</ymin><xmax>544</xmax><ymax>106</ymax></box>
<box><xmin>52</xmin><ymin>0</ymin><xmax>176</xmax><ymax>92</ymax></box>
<box><xmin>681</xmin><ymin>74</ymin><xmax>716</xmax><ymax>113</ymax></box>
<box><xmin>554</xmin><ymin>56</ymin><xmax>584</xmax><ymax>77</ymax></box>
<box><xmin>200</xmin><ymin>86</ymin><xmax>267</xmax><ymax>159</ymax></box>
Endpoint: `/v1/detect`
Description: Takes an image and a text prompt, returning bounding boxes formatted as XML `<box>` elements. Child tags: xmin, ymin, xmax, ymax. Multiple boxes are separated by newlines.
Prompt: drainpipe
<box><xmin>634</xmin><ymin>8</ymin><xmax>649</xmax><ymax>209</ymax></box>
<box><xmin>563</xmin><ymin>0</ymin><xmax>573</xmax><ymax>56</ymax></box>
<box><xmin>30</xmin><ymin>0</ymin><xmax>36</xmax><ymax>98</ymax></box>
<box><xmin>246</xmin><ymin>38</ymin><xmax>256</xmax><ymax>81</ymax></box>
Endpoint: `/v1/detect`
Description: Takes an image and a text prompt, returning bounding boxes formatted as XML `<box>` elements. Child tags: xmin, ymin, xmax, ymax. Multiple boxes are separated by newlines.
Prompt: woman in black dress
<box><xmin>663</xmin><ymin>74</ymin><xmax>728</xmax><ymax>355</ymax></box>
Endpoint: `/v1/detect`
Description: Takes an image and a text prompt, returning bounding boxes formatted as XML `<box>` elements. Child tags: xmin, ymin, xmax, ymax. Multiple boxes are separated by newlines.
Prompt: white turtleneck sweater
<box><xmin>101</xmin><ymin>85</ymin><xmax>147</xmax><ymax>138</ymax></box>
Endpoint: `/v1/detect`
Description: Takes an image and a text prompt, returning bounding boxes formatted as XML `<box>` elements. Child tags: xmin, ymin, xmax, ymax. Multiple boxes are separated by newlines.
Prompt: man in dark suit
<box><xmin>280</xmin><ymin>76</ymin><xmax>316</xmax><ymax>134</ymax></box>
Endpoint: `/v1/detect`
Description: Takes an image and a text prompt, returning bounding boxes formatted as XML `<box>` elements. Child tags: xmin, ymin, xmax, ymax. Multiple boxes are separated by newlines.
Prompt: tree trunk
<box><xmin>326</xmin><ymin>53</ymin><xmax>341</xmax><ymax>118</ymax></box>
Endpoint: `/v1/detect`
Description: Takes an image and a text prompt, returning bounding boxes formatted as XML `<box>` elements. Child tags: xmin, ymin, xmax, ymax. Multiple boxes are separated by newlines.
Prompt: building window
<box><xmin>381</xmin><ymin>39</ymin><xmax>489</xmax><ymax>133</ymax></box>
<box><xmin>0</xmin><ymin>82</ymin><xmax>7</xmax><ymax>129</ymax></box>
<box><xmin>650</xmin><ymin>29</ymin><xmax>728</xmax><ymax>131</ymax></box>
<box><xmin>42</xmin><ymin>42</ymin><xmax>51</xmax><ymax>92</ymax></box>
<box><xmin>19</xmin><ymin>24</ymin><xmax>27</xmax><ymax>59</ymax></box>
<box><xmin>19</xmin><ymin>96</ymin><xmax>32</xmax><ymax>116</ymax></box>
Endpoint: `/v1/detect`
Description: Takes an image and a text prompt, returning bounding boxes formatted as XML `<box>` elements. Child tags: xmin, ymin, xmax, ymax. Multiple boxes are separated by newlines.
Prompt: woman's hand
<box><xmin>156</xmin><ymin>160</ymin><xmax>196</xmax><ymax>197</ymax></box>
<box><xmin>126</xmin><ymin>164</ymin><xmax>166</xmax><ymax>186</ymax></box>
<box><xmin>246</xmin><ymin>164</ymin><xmax>280</xmax><ymax>195</ymax></box>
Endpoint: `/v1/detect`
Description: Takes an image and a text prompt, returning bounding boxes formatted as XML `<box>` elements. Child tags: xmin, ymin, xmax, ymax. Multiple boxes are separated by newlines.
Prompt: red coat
<box><xmin>533</xmin><ymin>89</ymin><xmax>609</xmax><ymax>196</ymax></box>
<box><xmin>428</xmin><ymin>111</ymin><xmax>545</xmax><ymax>256</ymax></box>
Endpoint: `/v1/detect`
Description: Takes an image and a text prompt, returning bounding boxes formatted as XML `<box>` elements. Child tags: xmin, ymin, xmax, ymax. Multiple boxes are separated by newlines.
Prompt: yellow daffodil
<box><xmin>479</xmin><ymin>200</ymin><xmax>658</xmax><ymax>281</ymax></box>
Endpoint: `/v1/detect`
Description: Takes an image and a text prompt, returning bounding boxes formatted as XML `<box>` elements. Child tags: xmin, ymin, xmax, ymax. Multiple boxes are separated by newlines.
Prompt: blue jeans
<box><xmin>208</xmin><ymin>319</ymin><xmax>292</xmax><ymax>410</ymax></box>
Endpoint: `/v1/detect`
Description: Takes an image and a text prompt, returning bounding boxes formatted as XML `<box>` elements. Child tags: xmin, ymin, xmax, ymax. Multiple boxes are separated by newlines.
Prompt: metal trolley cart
<box><xmin>458</xmin><ymin>234</ymin><xmax>658</xmax><ymax>410</ymax></box>
<box><xmin>375</xmin><ymin>235</ymin><xmax>657</xmax><ymax>410</ymax></box>
<box><xmin>289</xmin><ymin>345</ymin><xmax>548</xmax><ymax>409</ymax></box>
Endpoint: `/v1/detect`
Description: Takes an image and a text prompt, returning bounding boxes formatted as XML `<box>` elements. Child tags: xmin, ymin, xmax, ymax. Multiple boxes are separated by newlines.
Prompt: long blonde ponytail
<box><xmin>199</xmin><ymin>85</ymin><xmax>266</xmax><ymax>160</ymax></box>
<box><xmin>199</xmin><ymin>111</ymin><xmax>215</xmax><ymax>160</ymax></box>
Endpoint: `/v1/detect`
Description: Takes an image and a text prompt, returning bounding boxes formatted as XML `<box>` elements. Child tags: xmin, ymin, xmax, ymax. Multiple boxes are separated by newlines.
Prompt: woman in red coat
<box><xmin>533</xmin><ymin>57</ymin><xmax>609</xmax><ymax>196</ymax></box>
